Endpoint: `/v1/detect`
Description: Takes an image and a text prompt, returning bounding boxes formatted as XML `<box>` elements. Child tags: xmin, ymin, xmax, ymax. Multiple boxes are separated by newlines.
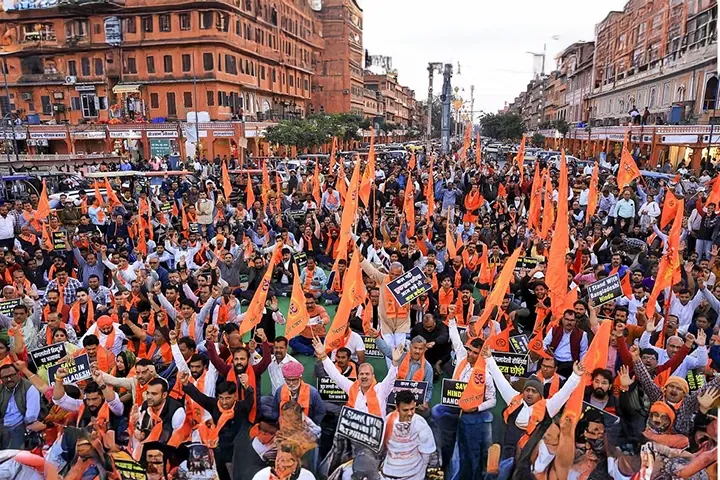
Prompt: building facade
<box><xmin>364</xmin><ymin>72</ymin><xmax>416</xmax><ymax>128</ymax></box>
<box><xmin>560</xmin><ymin>41</ymin><xmax>594</xmax><ymax>125</ymax></box>
<box><xmin>309</xmin><ymin>0</ymin><xmax>364</xmax><ymax>115</ymax></box>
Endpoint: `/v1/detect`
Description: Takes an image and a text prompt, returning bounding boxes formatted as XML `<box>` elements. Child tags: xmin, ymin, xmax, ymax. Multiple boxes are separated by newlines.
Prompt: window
<box><xmin>41</xmin><ymin>95</ymin><xmax>51</xmax><ymax>114</ymax></box>
<box><xmin>167</xmin><ymin>92</ymin><xmax>177</xmax><ymax>115</ymax></box>
<box><xmin>146</xmin><ymin>56</ymin><xmax>155</xmax><ymax>74</ymax></box>
<box><xmin>180</xmin><ymin>13</ymin><xmax>191</xmax><ymax>30</ymax></box>
<box><xmin>81</xmin><ymin>57</ymin><xmax>90</xmax><ymax>76</ymax></box>
<box><xmin>203</xmin><ymin>53</ymin><xmax>213</xmax><ymax>71</ymax></box>
<box><xmin>225</xmin><ymin>55</ymin><xmax>237</xmax><ymax>74</ymax></box>
<box><xmin>125</xmin><ymin>57</ymin><xmax>137</xmax><ymax>74</ymax></box>
<box><xmin>183</xmin><ymin>92</ymin><xmax>193</xmax><ymax>108</ymax></box>
<box><xmin>304</xmin><ymin>79</ymin><xmax>309</xmax><ymax>90</ymax></box>
<box><xmin>142</xmin><ymin>16</ymin><xmax>153</xmax><ymax>33</ymax></box>
<box><xmin>206</xmin><ymin>91</ymin><xmax>214</xmax><ymax>106</ymax></box>
<box><xmin>182</xmin><ymin>54</ymin><xmax>191</xmax><ymax>72</ymax></box>
<box><xmin>662</xmin><ymin>82</ymin><xmax>671</xmax><ymax>105</ymax></box>
<box><xmin>244</xmin><ymin>60</ymin><xmax>249</xmax><ymax>74</ymax></box>
<box><xmin>260</xmin><ymin>65</ymin><xmax>265</xmax><ymax>80</ymax></box>
<box><xmin>271</xmin><ymin>69</ymin><xmax>276</xmax><ymax>82</ymax></box>
<box><xmin>200</xmin><ymin>11</ymin><xmax>213</xmax><ymax>29</ymax></box>
<box><xmin>66</xmin><ymin>19</ymin><xmax>88</xmax><ymax>39</ymax></box>
<box><xmin>289</xmin><ymin>75</ymin><xmax>294</xmax><ymax>87</ymax></box>
<box><xmin>163</xmin><ymin>55</ymin><xmax>173</xmax><ymax>73</ymax></box>
<box><xmin>80</xmin><ymin>93</ymin><xmax>98</xmax><ymax>117</ymax></box>
<box><xmin>125</xmin><ymin>17</ymin><xmax>136</xmax><ymax>33</ymax></box>
<box><xmin>70</xmin><ymin>97</ymin><xmax>81</xmax><ymax>111</ymax></box>
<box><xmin>703</xmin><ymin>76</ymin><xmax>719</xmax><ymax>110</ymax></box>
<box><xmin>68</xmin><ymin>60</ymin><xmax>77</xmax><ymax>76</ymax></box>
<box><xmin>94</xmin><ymin>58</ymin><xmax>103</xmax><ymax>76</ymax></box>
<box><xmin>150</xmin><ymin>92</ymin><xmax>159</xmax><ymax>109</ymax></box>
<box><xmin>649</xmin><ymin>87</ymin><xmax>657</xmax><ymax>108</ymax></box>
<box><xmin>159</xmin><ymin>14</ymin><xmax>171</xmax><ymax>32</ymax></box>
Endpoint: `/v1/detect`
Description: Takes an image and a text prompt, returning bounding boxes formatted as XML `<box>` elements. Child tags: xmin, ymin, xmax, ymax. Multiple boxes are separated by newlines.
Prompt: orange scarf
<box><xmin>70</xmin><ymin>300</ymin><xmax>94</xmax><ymax>331</ymax></box>
<box><xmin>100</xmin><ymin>326</ymin><xmax>116</xmax><ymax>351</ymax></box>
<box><xmin>280</xmin><ymin>382</ymin><xmax>311</xmax><ymax>416</ymax></box>
<box><xmin>348</xmin><ymin>379</ymin><xmax>382</xmax><ymax>417</ymax></box>
<box><xmin>135</xmin><ymin>378</ymin><xmax>151</xmax><ymax>407</ymax></box>
<box><xmin>78</xmin><ymin>401</ymin><xmax>110</xmax><ymax>431</ymax></box>
<box><xmin>458</xmin><ymin>356</ymin><xmax>487</xmax><ymax>410</ymax></box>
<box><xmin>43</xmin><ymin>303</ymin><xmax>63</xmax><ymax>323</ymax></box>
<box><xmin>198</xmin><ymin>401</ymin><xmax>236</xmax><ymax>448</ymax></box>
<box><xmin>217</xmin><ymin>298</ymin><xmax>231</xmax><ymax>325</ymax></box>
<box><xmin>46</xmin><ymin>323</ymin><xmax>67</xmax><ymax>345</ymax></box>
<box><xmin>227</xmin><ymin>365</ymin><xmax>258</xmax><ymax>422</ymax></box>
<box><xmin>503</xmin><ymin>394</ymin><xmax>547</xmax><ymax>450</ymax></box>
<box><xmin>397</xmin><ymin>353</ymin><xmax>426</xmax><ymax>381</ymax></box>
<box><xmin>537</xmin><ymin>372</ymin><xmax>560</xmax><ymax>398</ymax></box>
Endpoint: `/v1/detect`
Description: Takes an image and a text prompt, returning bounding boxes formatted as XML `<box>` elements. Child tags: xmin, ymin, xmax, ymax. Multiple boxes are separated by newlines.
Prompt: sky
<box><xmin>358</xmin><ymin>0</ymin><xmax>629</xmax><ymax>117</ymax></box>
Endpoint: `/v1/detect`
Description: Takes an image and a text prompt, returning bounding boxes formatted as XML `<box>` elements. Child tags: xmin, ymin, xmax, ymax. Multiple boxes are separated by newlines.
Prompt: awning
<box><xmin>112</xmin><ymin>84</ymin><xmax>142</xmax><ymax>94</ymax></box>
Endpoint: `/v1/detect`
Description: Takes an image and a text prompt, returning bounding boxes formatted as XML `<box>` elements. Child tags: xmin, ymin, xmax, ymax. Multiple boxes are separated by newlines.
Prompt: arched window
<box><xmin>675</xmin><ymin>85</ymin><xmax>686</xmax><ymax>102</ymax></box>
<box><xmin>703</xmin><ymin>76</ymin><xmax>718</xmax><ymax>110</ymax></box>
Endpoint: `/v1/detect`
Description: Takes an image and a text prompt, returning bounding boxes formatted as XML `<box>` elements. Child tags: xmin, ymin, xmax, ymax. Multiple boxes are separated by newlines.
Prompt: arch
<box><xmin>675</xmin><ymin>84</ymin><xmax>686</xmax><ymax>102</ymax></box>
<box><xmin>703</xmin><ymin>76</ymin><xmax>718</xmax><ymax>110</ymax></box>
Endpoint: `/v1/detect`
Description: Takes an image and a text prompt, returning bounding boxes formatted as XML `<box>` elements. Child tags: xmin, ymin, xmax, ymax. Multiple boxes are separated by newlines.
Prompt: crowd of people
<box><xmin>0</xmin><ymin>134</ymin><xmax>718</xmax><ymax>480</ymax></box>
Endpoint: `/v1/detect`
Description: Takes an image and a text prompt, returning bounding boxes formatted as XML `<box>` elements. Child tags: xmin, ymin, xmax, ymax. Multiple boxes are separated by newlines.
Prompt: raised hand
<box><xmin>696</xmin><ymin>329</ymin><xmax>707</xmax><ymax>347</ymax></box>
<box><xmin>311</xmin><ymin>336</ymin><xmax>327</xmax><ymax>360</ymax></box>
<box><xmin>698</xmin><ymin>387</ymin><xmax>720</xmax><ymax>414</ymax></box>
<box><xmin>168</xmin><ymin>329</ymin><xmax>178</xmax><ymax>344</ymax></box>
<box><xmin>205</xmin><ymin>324</ymin><xmax>219</xmax><ymax>343</ymax></box>
<box><xmin>178</xmin><ymin>370</ymin><xmax>190</xmax><ymax>386</ymax></box>
<box><xmin>572</xmin><ymin>361</ymin><xmax>585</xmax><ymax>377</ymax></box>
<box><xmin>391</xmin><ymin>344</ymin><xmax>405</xmax><ymax>366</ymax></box>
<box><xmin>644</xmin><ymin>317</ymin><xmax>655</xmax><ymax>333</ymax></box>
<box><xmin>618</xmin><ymin>365</ymin><xmax>635</xmax><ymax>388</ymax></box>
<box><xmin>55</xmin><ymin>367</ymin><xmax>68</xmax><ymax>381</ymax></box>
<box><xmin>629</xmin><ymin>344</ymin><xmax>641</xmax><ymax>363</ymax></box>
<box><xmin>256</xmin><ymin>328</ymin><xmax>267</xmax><ymax>343</ymax></box>
<box><xmin>480</xmin><ymin>343</ymin><xmax>492</xmax><ymax>359</ymax></box>
<box><xmin>239</xmin><ymin>373</ymin><xmax>249</xmax><ymax>388</ymax></box>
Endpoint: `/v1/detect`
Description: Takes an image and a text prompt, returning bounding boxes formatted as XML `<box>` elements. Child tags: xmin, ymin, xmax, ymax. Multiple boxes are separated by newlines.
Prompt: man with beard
<box><xmin>68</xmin><ymin>288</ymin><xmax>98</xmax><ymax>336</ymax></box>
<box><xmin>134</xmin><ymin>378</ymin><xmax>187</xmax><ymax>446</ymax></box>
<box><xmin>80</xmin><ymin>314</ymin><xmax>127</xmax><ymax>356</ymax></box>
<box><xmin>0</xmin><ymin>364</ymin><xmax>42</xmax><ymax>449</ymax></box>
<box><xmin>52</xmin><ymin>368</ymin><xmax>125</xmax><ymax>432</ymax></box>
<box><xmin>41</xmin><ymin>289</ymin><xmax>70</xmax><ymax>324</ymax></box>
<box><xmin>95</xmin><ymin>358</ymin><xmax>158</xmax><ymax>409</ymax></box>
<box><xmin>542</xmin><ymin>309</ymin><xmax>588</xmax><ymax>378</ymax></box>
<box><xmin>168</xmin><ymin>328</ymin><xmax>217</xmax><ymax>402</ymax></box>
<box><xmin>37</xmin><ymin>311</ymin><xmax>78</xmax><ymax>348</ymax></box>
<box><xmin>180</xmin><ymin>373</ymin><xmax>254</xmax><ymax>480</ymax></box>
<box><xmin>272</xmin><ymin>361</ymin><xmax>325</xmax><ymax>427</ymax></box>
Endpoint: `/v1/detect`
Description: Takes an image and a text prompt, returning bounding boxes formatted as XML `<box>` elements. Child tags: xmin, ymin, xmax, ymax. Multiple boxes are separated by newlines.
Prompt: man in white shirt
<box><xmin>81</xmin><ymin>315</ymin><xmax>127</xmax><ymax>356</ymax></box>
<box><xmin>381</xmin><ymin>390</ymin><xmax>437</xmax><ymax>480</ymax></box>
<box><xmin>484</xmin><ymin>345</ymin><xmax>584</xmax><ymax>479</ymax></box>
<box><xmin>542</xmin><ymin>309</ymin><xmax>589</xmax><ymax>378</ymax></box>
<box><xmin>0</xmin><ymin>203</ymin><xmax>16</xmax><ymax>251</ymax></box>
<box><xmin>267</xmin><ymin>336</ymin><xmax>297</xmax><ymax>395</ymax></box>
<box><xmin>52</xmin><ymin>366</ymin><xmax>125</xmax><ymax>430</ymax></box>
<box><xmin>639</xmin><ymin>318</ymin><xmax>708</xmax><ymax>378</ymax></box>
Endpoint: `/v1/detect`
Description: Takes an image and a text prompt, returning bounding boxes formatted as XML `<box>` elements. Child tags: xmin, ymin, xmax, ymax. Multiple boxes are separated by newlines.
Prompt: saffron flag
<box><xmin>93</xmin><ymin>181</ymin><xmax>106</xmax><ymax>223</ymax></box>
<box><xmin>408</xmin><ymin>151</ymin><xmax>416</xmax><ymax>171</ymax></box>
<box><xmin>546</xmin><ymin>150</ymin><xmax>569</xmax><ymax>319</ymax></box>
<box><xmin>528</xmin><ymin>164</ymin><xmax>542</xmax><ymax>232</ymax></box>
<box><xmin>425</xmin><ymin>155</ymin><xmax>435</xmax><ymax>226</ymax></box>
<box><xmin>497</xmin><ymin>183</ymin><xmax>507</xmax><ymax>199</ymax></box>
<box><xmin>472</xmin><ymin>248</ymin><xmax>522</xmax><ymax>336</ymax></box>
<box><xmin>705</xmin><ymin>177</ymin><xmax>720</xmax><ymax>208</ymax></box>
<box><xmin>329</xmin><ymin>136</ymin><xmax>338</xmax><ymax>173</ymax></box>
<box><xmin>647</xmin><ymin>199</ymin><xmax>684</xmax><ymax>314</ymax></box>
<box><xmin>312</xmin><ymin>160</ymin><xmax>321</xmax><ymax>205</ymax></box>
<box><xmin>283</xmin><ymin>263</ymin><xmax>311</xmax><ymax>340</ymax></box>
<box><xmin>239</xmin><ymin>246</ymin><xmax>283</xmax><ymax>336</ymax></box>
<box><xmin>476</xmin><ymin>131</ymin><xmax>482</xmax><ymax>168</ymax></box>
<box><xmin>585</xmin><ymin>162</ymin><xmax>599</xmax><ymax>225</ymax></box>
<box><xmin>336</xmin><ymin>158</ymin><xmax>362</xmax><ymax>261</ymax></box>
<box><xmin>221</xmin><ymin>159</ymin><xmax>233</xmax><ymax>202</ymax></box>
<box><xmin>324</xmin><ymin>251</ymin><xmax>364</xmax><ymax>352</ymax></box>
<box><xmin>246</xmin><ymin>172</ymin><xmax>255</xmax><ymax>208</ymax></box>
<box><xmin>660</xmin><ymin>189</ymin><xmax>680</xmax><ymax>229</ymax></box>
<box><xmin>621</xmin><ymin>272</ymin><xmax>632</xmax><ymax>299</ymax></box>
<box><xmin>540</xmin><ymin>170</ymin><xmax>554</xmax><ymax>240</ymax></box>
<box><xmin>359</xmin><ymin>128</ymin><xmax>376</xmax><ymax>206</ymax></box>
<box><xmin>617</xmin><ymin>147</ymin><xmax>641</xmax><ymax>189</ymax></box>
<box><xmin>461</xmin><ymin>122</ymin><xmax>471</xmax><ymax>162</ymax></box>
<box><xmin>562</xmin><ymin>319</ymin><xmax>613</xmax><ymax>422</ymax></box>
<box><xmin>104</xmin><ymin>177</ymin><xmax>123</xmax><ymax>208</ymax></box>
<box><xmin>515</xmin><ymin>134</ymin><xmax>526</xmax><ymax>180</ymax></box>
<box><xmin>275</xmin><ymin>173</ymin><xmax>282</xmax><ymax>212</ymax></box>
<box><xmin>35</xmin><ymin>179</ymin><xmax>51</xmax><ymax>221</ymax></box>
<box><xmin>403</xmin><ymin>176</ymin><xmax>416</xmax><ymax>237</ymax></box>
<box><xmin>446</xmin><ymin>216</ymin><xmax>458</xmax><ymax>260</ymax></box>
<box><xmin>336</xmin><ymin>161</ymin><xmax>347</xmax><ymax>204</ymax></box>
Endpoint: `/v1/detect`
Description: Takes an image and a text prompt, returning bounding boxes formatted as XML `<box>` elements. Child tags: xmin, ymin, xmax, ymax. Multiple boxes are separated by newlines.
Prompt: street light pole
<box><xmin>426</xmin><ymin>62</ymin><xmax>442</xmax><ymax>157</ymax></box>
<box><xmin>2</xmin><ymin>58</ymin><xmax>18</xmax><ymax>165</ymax></box>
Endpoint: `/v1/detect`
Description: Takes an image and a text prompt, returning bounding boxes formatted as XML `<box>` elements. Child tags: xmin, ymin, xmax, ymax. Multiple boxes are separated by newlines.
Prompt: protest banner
<box><xmin>440</xmin><ymin>379</ymin><xmax>467</xmax><ymax>408</ymax></box>
<box><xmin>586</xmin><ymin>274</ymin><xmax>623</xmax><ymax>306</ymax></box>
<box><xmin>0</xmin><ymin>298</ymin><xmax>21</xmax><ymax>316</ymax></box>
<box><xmin>189</xmin><ymin>223</ymin><xmax>200</xmax><ymax>234</ymax></box>
<box><xmin>336</xmin><ymin>406</ymin><xmax>385</xmax><ymax>452</ymax></box>
<box><xmin>317</xmin><ymin>377</ymin><xmax>349</xmax><ymax>403</ymax></box>
<box><xmin>386</xmin><ymin>266</ymin><xmax>428</xmax><ymax>306</ymax></box>
<box><xmin>583</xmin><ymin>401</ymin><xmax>620</xmax><ymax>425</ymax></box>
<box><xmin>514</xmin><ymin>257</ymin><xmax>538</xmax><ymax>272</ymax></box>
<box><xmin>362</xmin><ymin>335</ymin><xmax>383</xmax><ymax>358</ymax></box>
<box><xmin>52</xmin><ymin>231</ymin><xmax>67</xmax><ymax>251</ymax></box>
<box><xmin>30</xmin><ymin>343</ymin><xmax>67</xmax><ymax>369</ymax></box>
<box><xmin>386</xmin><ymin>380</ymin><xmax>428</xmax><ymax>405</ymax></box>
<box><xmin>160</xmin><ymin>202</ymin><xmax>173</xmax><ymax>212</ymax></box>
<box><xmin>509</xmin><ymin>335</ymin><xmax>529</xmax><ymax>354</ymax></box>
<box><xmin>113</xmin><ymin>453</ymin><xmax>148</xmax><ymax>480</ymax></box>
<box><xmin>294</xmin><ymin>251</ymin><xmax>308</xmax><ymax>268</ymax></box>
<box><xmin>47</xmin><ymin>354</ymin><xmax>92</xmax><ymax>386</ymax></box>
<box><xmin>493</xmin><ymin>352</ymin><xmax>530</xmax><ymax>377</ymax></box>
<box><xmin>687</xmin><ymin>370</ymin><xmax>706</xmax><ymax>392</ymax></box>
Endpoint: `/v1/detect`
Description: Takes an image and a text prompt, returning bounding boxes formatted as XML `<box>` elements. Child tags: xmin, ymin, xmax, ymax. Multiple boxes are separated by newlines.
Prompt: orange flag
<box><xmin>547</xmin><ymin>150</ymin><xmax>569</xmax><ymax>319</ymax></box>
<box><xmin>617</xmin><ymin>147</ymin><xmax>642</xmax><ymax>189</ymax></box>
<box><xmin>540</xmin><ymin>170</ymin><xmax>555</xmax><ymax>240</ymax></box>
<box><xmin>181</xmin><ymin>204</ymin><xmax>189</xmax><ymax>232</ymax></box>
<box><xmin>621</xmin><ymin>271</ymin><xmax>632</xmax><ymax>299</ymax></box>
<box><xmin>261</xmin><ymin>161</ymin><xmax>270</xmax><ymax>211</ymax></box>
<box><xmin>425</xmin><ymin>155</ymin><xmax>435</xmax><ymax>226</ymax></box>
<box><xmin>478</xmin><ymin>244</ymin><xmax>494</xmax><ymax>285</ymax></box>
<box><xmin>245</xmin><ymin>172</ymin><xmax>255</xmax><ymax>208</ymax></box>
<box><xmin>336</xmin><ymin>162</ymin><xmax>347</xmax><ymax>204</ymax></box>
<box><xmin>660</xmin><ymin>188</ymin><xmax>680</xmax><ymax>229</ymax></box>
<box><xmin>275</xmin><ymin>173</ymin><xmax>282</xmax><ymax>212</ymax></box>
<box><xmin>35</xmin><ymin>179</ymin><xmax>51</xmax><ymax>221</ymax></box>
<box><xmin>336</xmin><ymin>158</ymin><xmax>362</xmax><ymax>261</ymax></box>
<box><xmin>283</xmin><ymin>263</ymin><xmax>310</xmax><ymax>340</ymax></box>
<box><xmin>136</xmin><ymin>225</ymin><xmax>148</xmax><ymax>256</ymax></box>
<box><xmin>222</xmin><ymin>159</ymin><xmax>233</xmax><ymax>202</ymax></box>
<box><xmin>515</xmin><ymin>134</ymin><xmax>526</xmax><ymax>180</ymax></box>
<box><xmin>104</xmin><ymin>177</ymin><xmax>122</xmax><ymax>208</ymax></box>
<box><xmin>359</xmin><ymin>129</ymin><xmax>376</xmax><ymax>206</ymax></box>
<box><xmin>476</xmin><ymin>130</ymin><xmax>482</xmax><ymax>168</ymax></box>
<box><xmin>562</xmin><ymin>319</ymin><xmax>613</xmax><ymax>421</ymax></box>
<box><xmin>461</xmin><ymin>122</ymin><xmax>471</xmax><ymax>162</ymax></box>
<box><xmin>93</xmin><ymin>180</ymin><xmax>106</xmax><ymax>224</ymax></box>
<box><xmin>647</xmin><ymin>199</ymin><xmax>684</xmax><ymax>313</ymax></box>
<box><xmin>485</xmin><ymin>321</ymin><xmax>512</xmax><ymax>352</ymax></box>
<box><xmin>239</xmin><ymin>246</ymin><xmax>283</xmax><ymax>336</ymax></box>
<box><xmin>403</xmin><ymin>176</ymin><xmax>416</xmax><ymax>237</ymax></box>
<box><xmin>329</xmin><ymin>136</ymin><xmax>338</xmax><ymax>173</ymax></box>
<box><xmin>446</xmin><ymin>217</ymin><xmax>458</xmax><ymax>260</ymax></box>
<box><xmin>497</xmin><ymin>183</ymin><xmax>507</xmax><ymax>199</ymax></box>
<box><xmin>472</xmin><ymin>247</ymin><xmax>522</xmax><ymax>336</ymax></box>
<box><xmin>408</xmin><ymin>151</ymin><xmax>416</xmax><ymax>171</ymax></box>
<box><xmin>528</xmin><ymin>163</ymin><xmax>542</xmax><ymax>232</ymax></box>
<box><xmin>312</xmin><ymin>160</ymin><xmax>321</xmax><ymax>205</ymax></box>
<box><xmin>705</xmin><ymin>177</ymin><xmax>720</xmax><ymax>208</ymax></box>
<box><xmin>585</xmin><ymin>162</ymin><xmax>599</xmax><ymax>225</ymax></box>
<box><xmin>325</xmin><ymin>251</ymin><xmax>364</xmax><ymax>352</ymax></box>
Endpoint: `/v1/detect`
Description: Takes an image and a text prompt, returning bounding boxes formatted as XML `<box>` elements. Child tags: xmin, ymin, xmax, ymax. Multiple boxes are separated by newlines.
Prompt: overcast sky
<box><xmin>358</xmin><ymin>0</ymin><xmax>629</xmax><ymax>116</ymax></box>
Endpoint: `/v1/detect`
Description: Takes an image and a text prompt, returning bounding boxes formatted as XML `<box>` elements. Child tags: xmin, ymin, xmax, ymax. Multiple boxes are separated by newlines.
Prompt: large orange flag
<box><xmin>336</xmin><ymin>162</ymin><xmax>347</xmax><ymax>204</ymax></box>
<box><xmin>245</xmin><ymin>172</ymin><xmax>255</xmax><ymax>208</ymax></box>
<box><xmin>403</xmin><ymin>176</ymin><xmax>416</xmax><ymax>237</ymax></box>
<box><xmin>329</xmin><ymin>136</ymin><xmax>338</xmax><ymax>173</ymax></box>
<box><xmin>585</xmin><ymin>162</ymin><xmax>599</xmax><ymax>225</ymax></box>
<box><xmin>35</xmin><ymin>179</ymin><xmax>51</xmax><ymax>221</ymax></box>
<box><xmin>446</xmin><ymin>217</ymin><xmax>458</xmax><ymax>260</ymax></box>
<box><xmin>93</xmin><ymin>180</ymin><xmax>106</xmax><ymax>223</ymax></box>
<box><xmin>461</xmin><ymin>122</ymin><xmax>471</xmax><ymax>162</ymax></box>
<box><xmin>540</xmin><ymin>170</ymin><xmax>555</xmax><ymax>239</ymax></box>
<box><xmin>476</xmin><ymin>131</ymin><xmax>482</xmax><ymax>168</ymax></box>
<box><xmin>562</xmin><ymin>319</ymin><xmax>613</xmax><ymax>421</ymax></box>
<box><xmin>617</xmin><ymin>147</ymin><xmax>641</xmax><ymax>189</ymax></box>
<box><xmin>425</xmin><ymin>155</ymin><xmax>435</xmax><ymax>226</ymax></box>
<box><xmin>336</xmin><ymin>158</ymin><xmax>362</xmax><ymax>261</ymax></box>
<box><xmin>324</xmin><ymin>251</ymin><xmax>364</xmax><ymax>352</ymax></box>
<box><xmin>705</xmin><ymin>177</ymin><xmax>720</xmax><ymax>207</ymax></box>
<box><xmin>647</xmin><ymin>199</ymin><xmax>684</xmax><ymax>314</ymax></box>
<box><xmin>546</xmin><ymin>150</ymin><xmax>569</xmax><ymax>319</ymax></box>
<box><xmin>359</xmin><ymin>129</ymin><xmax>376</xmax><ymax>206</ymax></box>
<box><xmin>222</xmin><ymin>159</ymin><xmax>233</xmax><ymax>202</ymax></box>
<box><xmin>312</xmin><ymin>160</ymin><xmax>321</xmax><ymax>205</ymax></box>
<box><xmin>660</xmin><ymin>189</ymin><xmax>680</xmax><ymax>229</ymax></box>
<box><xmin>239</xmin><ymin>246</ymin><xmax>283</xmax><ymax>336</ymax></box>
<box><xmin>515</xmin><ymin>134</ymin><xmax>526</xmax><ymax>180</ymax></box>
<box><xmin>478</xmin><ymin>244</ymin><xmax>494</xmax><ymax>285</ymax></box>
<box><xmin>472</xmin><ymin>247</ymin><xmax>522</xmax><ymax>336</ymax></box>
<box><xmin>104</xmin><ymin>177</ymin><xmax>122</xmax><ymax>208</ymax></box>
<box><xmin>528</xmin><ymin>164</ymin><xmax>542</xmax><ymax>231</ymax></box>
<box><xmin>275</xmin><ymin>173</ymin><xmax>282</xmax><ymax>211</ymax></box>
<box><xmin>283</xmin><ymin>263</ymin><xmax>310</xmax><ymax>340</ymax></box>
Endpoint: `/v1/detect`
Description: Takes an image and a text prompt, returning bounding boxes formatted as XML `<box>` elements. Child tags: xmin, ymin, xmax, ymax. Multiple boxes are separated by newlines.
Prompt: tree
<box><xmin>480</xmin><ymin>113</ymin><xmax>524</xmax><ymax>142</ymax></box>
<box><xmin>553</xmin><ymin>119</ymin><xmax>570</xmax><ymax>137</ymax></box>
<box><xmin>531</xmin><ymin>133</ymin><xmax>546</xmax><ymax>147</ymax></box>
<box><xmin>264</xmin><ymin>113</ymin><xmax>371</xmax><ymax>152</ymax></box>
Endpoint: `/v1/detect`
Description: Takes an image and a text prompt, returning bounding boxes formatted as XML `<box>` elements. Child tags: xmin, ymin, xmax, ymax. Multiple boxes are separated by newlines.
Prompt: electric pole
<box><xmin>440</xmin><ymin>63</ymin><xmax>453</xmax><ymax>154</ymax></box>
<box><xmin>426</xmin><ymin>63</ymin><xmax>443</xmax><ymax>157</ymax></box>
<box><xmin>470</xmin><ymin>85</ymin><xmax>475</xmax><ymax>127</ymax></box>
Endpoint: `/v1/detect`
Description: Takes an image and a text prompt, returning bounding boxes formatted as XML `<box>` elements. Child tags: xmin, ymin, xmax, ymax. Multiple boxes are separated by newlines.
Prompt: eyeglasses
<box><xmin>0</xmin><ymin>373</ymin><xmax>17</xmax><ymax>381</ymax></box>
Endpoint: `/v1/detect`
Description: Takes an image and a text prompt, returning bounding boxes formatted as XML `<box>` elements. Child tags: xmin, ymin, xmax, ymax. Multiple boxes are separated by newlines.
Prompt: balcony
<box><xmin>17</xmin><ymin>72</ymin><xmax>65</xmax><ymax>84</ymax></box>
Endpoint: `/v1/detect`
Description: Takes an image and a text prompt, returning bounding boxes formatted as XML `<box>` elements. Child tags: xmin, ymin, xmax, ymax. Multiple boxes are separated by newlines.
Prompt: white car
<box><xmin>548</xmin><ymin>154</ymin><xmax>580</xmax><ymax>169</ymax></box>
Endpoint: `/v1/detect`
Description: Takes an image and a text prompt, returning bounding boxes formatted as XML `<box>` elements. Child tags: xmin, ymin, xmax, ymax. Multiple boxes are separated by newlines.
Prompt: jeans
<box><xmin>322</xmin><ymin>291</ymin><xmax>341</xmax><ymax>305</ymax></box>
<box><xmin>431</xmin><ymin>404</ymin><xmax>460</xmax><ymax>469</ymax></box>
<box><xmin>0</xmin><ymin>424</ymin><xmax>26</xmax><ymax>449</ymax></box>
<box><xmin>456</xmin><ymin>410</ymin><xmax>493</xmax><ymax>480</ymax></box>
<box><xmin>381</xmin><ymin>331</ymin><xmax>408</xmax><ymax>369</ymax></box>
<box><xmin>697</xmin><ymin>239</ymin><xmax>713</xmax><ymax>260</ymax></box>
<box><xmin>290</xmin><ymin>336</ymin><xmax>320</xmax><ymax>356</ymax></box>
<box><xmin>497</xmin><ymin>457</ymin><xmax>515</xmax><ymax>480</ymax></box>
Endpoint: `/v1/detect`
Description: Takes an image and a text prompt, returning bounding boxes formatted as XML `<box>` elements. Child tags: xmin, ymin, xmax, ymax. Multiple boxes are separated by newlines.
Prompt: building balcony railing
<box><xmin>16</xmin><ymin>73</ymin><xmax>65</xmax><ymax>84</ymax></box>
